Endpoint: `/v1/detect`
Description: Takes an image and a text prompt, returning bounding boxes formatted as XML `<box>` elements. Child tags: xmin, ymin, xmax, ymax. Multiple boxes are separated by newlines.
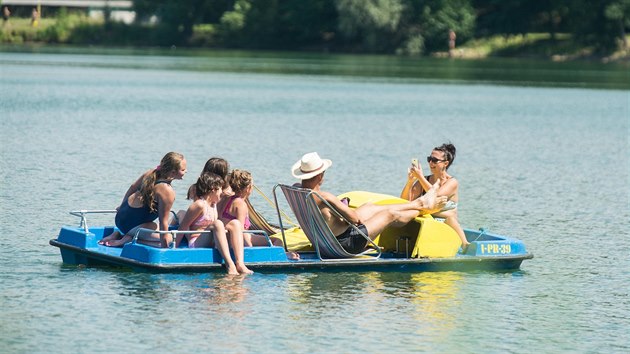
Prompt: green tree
<box><xmin>413</xmin><ymin>0</ymin><xmax>475</xmax><ymax>52</ymax></box>
<box><xmin>473</xmin><ymin>0</ymin><xmax>628</xmax><ymax>53</ymax></box>
<box><xmin>472</xmin><ymin>0</ymin><xmax>567</xmax><ymax>37</ymax></box>
<box><xmin>335</xmin><ymin>0</ymin><xmax>405</xmax><ymax>52</ymax></box>
<box><xmin>219</xmin><ymin>0</ymin><xmax>337</xmax><ymax>49</ymax></box>
<box><xmin>604</xmin><ymin>0</ymin><xmax>630</xmax><ymax>48</ymax></box>
<box><xmin>133</xmin><ymin>0</ymin><xmax>232</xmax><ymax>44</ymax></box>
<box><xmin>565</xmin><ymin>0</ymin><xmax>623</xmax><ymax>52</ymax></box>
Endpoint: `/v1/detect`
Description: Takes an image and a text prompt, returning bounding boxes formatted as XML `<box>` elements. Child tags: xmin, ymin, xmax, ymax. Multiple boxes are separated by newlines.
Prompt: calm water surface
<box><xmin>0</xmin><ymin>51</ymin><xmax>628</xmax><ymax>353</ymax></box>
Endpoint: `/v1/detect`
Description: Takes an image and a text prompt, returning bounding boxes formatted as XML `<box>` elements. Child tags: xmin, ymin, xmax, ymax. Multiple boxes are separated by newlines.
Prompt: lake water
<box><xmin>0</xmin><ymin>49</ymin><xmax>628</xmax><ymax>353</ymax></box>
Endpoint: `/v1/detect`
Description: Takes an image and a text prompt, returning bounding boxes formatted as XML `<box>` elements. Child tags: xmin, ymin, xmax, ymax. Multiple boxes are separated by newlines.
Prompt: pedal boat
<box><xmin>49</xmin><ymin>191</ymin><xmax>533</xmax><ymax>273</ymax></box>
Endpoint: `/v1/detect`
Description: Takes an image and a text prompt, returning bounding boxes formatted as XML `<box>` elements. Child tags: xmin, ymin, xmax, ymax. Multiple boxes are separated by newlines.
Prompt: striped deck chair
<box><xmin>272</xmin><ymin>184</ymin><xmax>381</xmax><ymax>260</ymax></box>
<box><xmin>246</xmin><ymin>199</ymin><xmax>280</xmax><ymax>236</ymax></box>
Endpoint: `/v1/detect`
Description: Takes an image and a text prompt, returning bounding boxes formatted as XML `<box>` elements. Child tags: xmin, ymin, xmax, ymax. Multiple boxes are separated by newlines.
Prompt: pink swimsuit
<box><xmin>221</xmin><ymin>196</ymin><xmax>251</xmax><ymax>230</ymax></box>
<box><xmin>188</xmin><ymin>200</ymin><xmax>217</xmax><ymax>248</ymax></box>
<box><xmin>191</xmin><ymin>200</ymin><xmax>217</xmax><ymax>229</ymax></box>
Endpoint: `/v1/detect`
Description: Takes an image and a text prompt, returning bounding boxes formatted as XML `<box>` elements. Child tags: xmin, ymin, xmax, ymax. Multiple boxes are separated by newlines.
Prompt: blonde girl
<box><xmin>100</xmin><ymin>152</ymin><xmax>187</xmax><ymax>248</ymax></box>
<box><xmin>221</xmin><ymin>169</ymin><xmax>300</xmax><ymax>260</ymax></box>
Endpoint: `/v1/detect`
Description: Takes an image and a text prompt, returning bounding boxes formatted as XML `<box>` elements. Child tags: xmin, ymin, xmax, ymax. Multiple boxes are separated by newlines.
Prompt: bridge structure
<box><xmin>1</xmin><ymin>1</ymin><xmax>132</xmax><ymax>9</ymax></box>
<box><xmin>2</xmin><ymin>0</ymin><xmax>135</xmax><ymax>23</ymax></box>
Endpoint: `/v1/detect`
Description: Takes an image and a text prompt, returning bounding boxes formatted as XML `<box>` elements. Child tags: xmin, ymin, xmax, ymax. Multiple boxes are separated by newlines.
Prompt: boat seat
<box><xmin>246</xmin><ymin>199</ymin><xmax>280</xmax><ymax>235</ymax></box>
<box><xmin>273</xmin><ymin>184</ymin><xmax>381</xmax><ymax>261</ymax></box>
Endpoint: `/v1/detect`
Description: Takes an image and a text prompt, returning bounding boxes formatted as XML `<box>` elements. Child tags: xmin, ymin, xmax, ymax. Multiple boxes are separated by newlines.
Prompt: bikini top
<box><xmin>221</xmin><ymin>195</ymin><xmax>251</xmax><ymax>230</ymax></box>
<box><xmin>190</xmin><ymin>199</ymin><xmax>217</xmax><ymax>229</ymax></box>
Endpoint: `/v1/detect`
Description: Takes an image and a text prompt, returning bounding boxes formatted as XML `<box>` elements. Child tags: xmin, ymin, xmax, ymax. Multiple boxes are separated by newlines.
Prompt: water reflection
<box><xmin>1</xmin><ymin>50</ymin><xmax>627</xmax><ymax>89</ymax></box>
<box><xmin>373</xmin><ymin>272</ymin><xmax>463</xmax><ymax>334</ymax></box>
<box><xmin>282</xmin><ymin>271</ymin><xmax>463</xmax><ymax>328</ymax></box>
<box><xmin>201</xmin><ymin>275</ymin><xmax>249</xmax><ymax>306</ymax></box>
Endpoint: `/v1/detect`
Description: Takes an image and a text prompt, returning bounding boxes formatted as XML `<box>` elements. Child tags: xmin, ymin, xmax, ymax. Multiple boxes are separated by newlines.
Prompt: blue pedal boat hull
<box><xmin>50</xmin><ymin>225</ymin><xmax>533</xmax><ymax>273</ymax></box>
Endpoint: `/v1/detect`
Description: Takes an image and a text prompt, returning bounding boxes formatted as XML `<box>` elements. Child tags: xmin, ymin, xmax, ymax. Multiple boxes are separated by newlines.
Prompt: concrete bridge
<box><xmin>2</xmin><ymin>0</ymin><xmax>135</xmax><ymax>23</ymax></box>
<box><xmin>1</xmin><ymin>1</ymin><xmax>132</xmax><ymax>9</ymax></box>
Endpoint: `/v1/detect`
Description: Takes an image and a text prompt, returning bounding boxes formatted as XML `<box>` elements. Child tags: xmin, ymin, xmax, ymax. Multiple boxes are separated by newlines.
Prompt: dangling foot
<box><xmin>286</xmin><ymin>251</ymin><xmax>300</xmax><ymax>260</ymax></box>
<box><xmin>225</xmin><ymin>263</ymin><xmax>239</xmax><ymax>275</ymax></box>
<box><xmin>236</xmin><ymin>262</ymin><xmax>253</xmax><ymax>275</ymax></box>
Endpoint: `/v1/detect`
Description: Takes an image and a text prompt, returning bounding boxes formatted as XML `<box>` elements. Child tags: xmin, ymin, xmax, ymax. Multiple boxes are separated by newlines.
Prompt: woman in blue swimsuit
<box><xmin>100</xmin><ymin>152</ymin><xmax>187</xmax><ymax>247</ymax></box>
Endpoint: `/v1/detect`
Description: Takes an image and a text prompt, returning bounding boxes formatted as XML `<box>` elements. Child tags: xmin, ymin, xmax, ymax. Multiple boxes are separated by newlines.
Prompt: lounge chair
<box><xmin>273</xmin><ymin>184</ymin><xmax>381</xmax><ymax>260</ymax></box>
<box><xmin>246</xmin><ymin>199</ymin><xmax>280</xmax><ymax>236</ymax></box>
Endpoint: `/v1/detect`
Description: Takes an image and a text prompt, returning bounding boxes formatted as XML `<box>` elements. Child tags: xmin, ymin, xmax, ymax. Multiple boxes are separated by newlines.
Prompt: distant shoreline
<box><xmin>2</xmin><ymin>17</ymin><xmax>628</xmax><ymax>64</ymax></box>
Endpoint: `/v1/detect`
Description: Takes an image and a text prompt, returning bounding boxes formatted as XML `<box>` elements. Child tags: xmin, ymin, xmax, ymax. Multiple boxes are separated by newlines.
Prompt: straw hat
<box><xmin>291</xmin><ymin>152</ymin><xmax>332</xmax><ymax>180</ymax></box>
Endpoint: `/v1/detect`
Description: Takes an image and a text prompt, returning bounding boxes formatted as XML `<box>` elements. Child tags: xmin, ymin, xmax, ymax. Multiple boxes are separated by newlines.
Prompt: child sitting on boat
<box><xmin>177</xmin><ymin>172</ymin><xmax>252</xmax><ymax>275</ymax></box>
<box><xmin>221</xmin><ymin>169</ymin><xmax>300</xmax><ymax>260</ymax></box>
<box><xmin>99</xmin><ymin>152</ymin><xmax>187</xmax><ymax>248</ymax></box>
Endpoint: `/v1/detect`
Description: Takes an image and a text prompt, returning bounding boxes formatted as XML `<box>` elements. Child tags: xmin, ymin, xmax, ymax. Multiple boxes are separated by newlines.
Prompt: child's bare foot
<box><xmin>225</xmin><ymin>264</ymin><xmax>239</xmax><ymax>275</ymax></box>
<box><xmin>286</xmin><ymin>251</ymin><xmax>300</xmax><ymax>260</ymax></box>
<box><xmin>236</xmin><ymin>262</ymin><xmax>253</xmax><ymax>275</ymax></box>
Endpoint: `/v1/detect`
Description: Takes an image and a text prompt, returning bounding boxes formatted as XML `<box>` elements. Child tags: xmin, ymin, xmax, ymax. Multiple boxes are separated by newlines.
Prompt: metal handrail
<box><xmin>272</xmin><ymin>184</ymin><xmax>290</xmax><ymax>253</ymax></box>
<box><xmin>130</xmin><ymin>228</ymin><xmax>273</xmax><ymax>248</ymax></box>
<box><xmin>69</xmin><ymin>209</ymin><xmax>117</xmax><ymax>233</ymax></box>
<box><xmin>131</xmin><ymin>228</ymin><xmax>209</xmax><ymax>249</ymax></box>
<box><xmin>253</xmin><ymin>184</ymin><xmax>298</xmax><ymax>228</ymax></box>
<box><xmin>472</xmin><ymin>227</ymin><xmax>487</xmax><ymax>242</ymax></box>
<box><xmin>69</xmin><ymin>209</ymin><xmax>274</xmax><ymax>248</ymax></box>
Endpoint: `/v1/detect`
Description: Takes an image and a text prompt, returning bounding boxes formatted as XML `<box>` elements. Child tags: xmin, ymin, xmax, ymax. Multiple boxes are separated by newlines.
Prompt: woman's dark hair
<box><xmin>188</xmin><ymin>157</ymin><xmax>230</xmax><ymax>199</ymax></box>
<box><xmin>434</xmin><ymin>143</ymin><xmax>456</xmax><ymax>170</ymax></box>
<box><xmin>193</xmin><ymin>172</ymin><xmax>224</xmax><ymax>199</ymax></box>
<box><xmin>203</xmin><ymin>157</ymin><xmax>229</xmax><ymax>180</ymax></box>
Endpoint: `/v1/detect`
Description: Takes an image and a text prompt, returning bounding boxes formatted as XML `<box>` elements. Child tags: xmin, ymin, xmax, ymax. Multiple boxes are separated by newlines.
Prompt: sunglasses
<box><xmin>427</xmin><ymin>156</ymin><xmax>446</xmax><ymax>164</ymax></box>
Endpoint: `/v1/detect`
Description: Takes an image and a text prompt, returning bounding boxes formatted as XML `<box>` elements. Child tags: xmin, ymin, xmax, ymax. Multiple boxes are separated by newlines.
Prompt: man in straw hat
<box><xmin>292</xmin><ymin>152</ymin><xmax>446</xmax><ymax>254</ymax></box>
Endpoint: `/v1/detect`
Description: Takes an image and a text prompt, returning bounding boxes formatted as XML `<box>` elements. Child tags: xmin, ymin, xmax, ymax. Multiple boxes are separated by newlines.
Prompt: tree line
<box><xmin>2</xmin><ymin>0</ymin><xmax>628</xmax><ymax>55</ymax></box>
<box><xmin>130</xmin><ymin>0</ymin><xmax>629</xmax><ymax>54</ymax></box>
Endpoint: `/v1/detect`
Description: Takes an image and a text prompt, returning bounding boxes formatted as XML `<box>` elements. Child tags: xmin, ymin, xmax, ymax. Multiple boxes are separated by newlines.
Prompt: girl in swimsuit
<box><xmin>177</xmin><ymin>172</ymin><xmax>252</xmax><ymax>275</ymax></box>
<box><xmin>99</xmin><ymin>152</ymin><xmax>187</xmax><ymax>248</ymax></box>
<box><xmin>221</xmin><ymin>169</ymin><xmax>300</xmax><ymax>260</ymax></box>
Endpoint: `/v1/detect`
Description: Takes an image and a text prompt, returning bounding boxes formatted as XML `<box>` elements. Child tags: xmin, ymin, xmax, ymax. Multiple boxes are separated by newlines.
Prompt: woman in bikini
<box><xmin>99</xmin><ymin>152</ymin><xmax>187</xmax><ymax>248</ymax></box>
<box><xmin>221</xmin><ymin>169</ymin><xmax>300</xmax><ymax>260</ymax></box>
<box><xmin>400</xmin><ymin>143</ymin><xmax>469</xmax><ymax>249</ymax></box>
<box><xmin>177</xmin><ymin>172</ymin><xmax>252</xmax><ymax>275</ymax></box>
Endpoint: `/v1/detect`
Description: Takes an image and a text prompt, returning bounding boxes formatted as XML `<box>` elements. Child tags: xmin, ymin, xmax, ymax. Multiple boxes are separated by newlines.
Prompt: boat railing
<box><xmin>69</xmin><ymin>210</ymin><xmax>117</xmax><ymax>233</ymax></box>
<box><xmin>131</xmin><ymin>228</ymin><xmax>273</xmax><ymax>248</ymax></box>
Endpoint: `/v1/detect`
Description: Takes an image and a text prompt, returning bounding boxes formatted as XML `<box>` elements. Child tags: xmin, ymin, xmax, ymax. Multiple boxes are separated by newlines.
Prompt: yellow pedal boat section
<box><xmin>273</xmin><ymin>191</ymin><xmax>462</xmax><ymax>258</ymax></box>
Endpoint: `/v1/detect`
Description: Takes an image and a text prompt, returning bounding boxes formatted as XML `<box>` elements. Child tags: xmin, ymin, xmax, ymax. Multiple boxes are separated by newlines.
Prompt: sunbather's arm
<box><xmin>320</xmin><ymin>191</ymin><xmax>361</xmax><ymax>225</ymax></box>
